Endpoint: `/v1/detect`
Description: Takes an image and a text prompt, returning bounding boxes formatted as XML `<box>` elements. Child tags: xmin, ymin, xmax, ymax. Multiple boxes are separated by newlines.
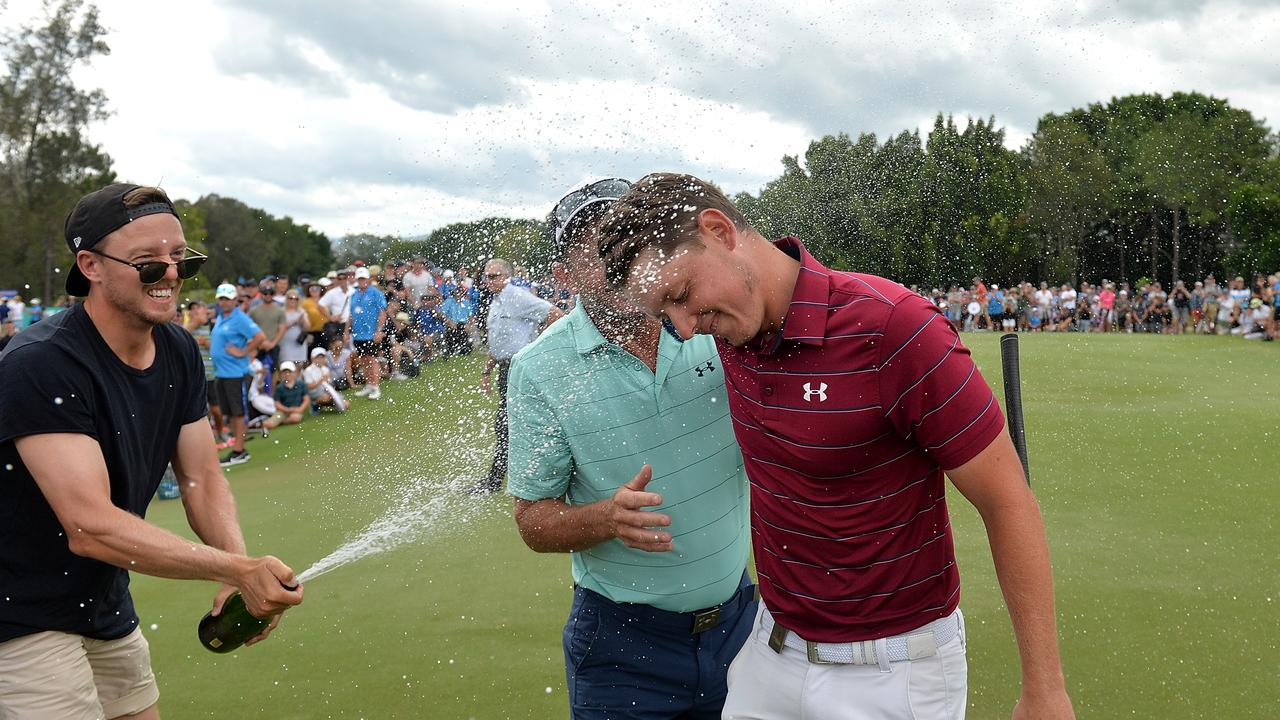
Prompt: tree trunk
<box><xmin>1150</xmin><ymin>207</ymin><xmax>1159</xmax><ymax>282</ymax></box>
<box><xmin>1119</xmin><ymin>229</ymin><xmax>1126</xmax><ymax>284</ymax></box>
<box><xmin>1170</xmin><ymin>207</ymin><xmax>1181</xmax><ymax>285</ymax></box>
<box><xmin>1194</xmin><ymin>225</ymin><xmax>1203</xmax><ymax>282</ymax></box>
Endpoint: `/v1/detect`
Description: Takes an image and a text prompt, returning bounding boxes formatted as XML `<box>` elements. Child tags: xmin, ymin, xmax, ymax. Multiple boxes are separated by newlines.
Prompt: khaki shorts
<box><xmin>0</xmin><ymin>627</ymin><xmax>158</xmax><ymax>719</ymax></box>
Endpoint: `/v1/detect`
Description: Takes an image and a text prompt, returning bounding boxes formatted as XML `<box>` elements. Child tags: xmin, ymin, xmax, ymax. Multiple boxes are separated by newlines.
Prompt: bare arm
<box><xmin>18</xmin><ymin>431</ymin><xmax>302</xmax><ymax>620</ymax></box>
<box><xmin>946</xmin><ymin>430</ymin><xmax>1075</xmax><ymax>720</ymax></box>
<box><xmin>172</xmin><ymin>420</ymin><xmax>246</xmax><ymax>556</ymax></box>
<box><xmin>512</xmin><ymin>465</ymin><xmax>671</xmax><ymax>553</ymax></box>
<box><xmin>481</xmin><ymin>354</ymin><xmax>497</xmax><ymax>394</ymax></box>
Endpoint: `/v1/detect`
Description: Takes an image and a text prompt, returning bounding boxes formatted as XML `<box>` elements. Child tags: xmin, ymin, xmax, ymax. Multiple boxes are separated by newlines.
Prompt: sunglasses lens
<box><xmin>553</xmin><ymin>189</ymin><xmax>588</xmax><ymax>227</ymax></box>
<box><xmin>138</xmin><ymin>262</ymin><xmax>169</xmax><ymax>284</ymax></box>
<box><xmin>176</xmin><ymin>256</ymin><xmax>206</xmax><ymax>280</ymax></box>
<box><xmin>553</xmin><ymin>179</ymin><xmax>632</xmax><ymax>234</ymax></box>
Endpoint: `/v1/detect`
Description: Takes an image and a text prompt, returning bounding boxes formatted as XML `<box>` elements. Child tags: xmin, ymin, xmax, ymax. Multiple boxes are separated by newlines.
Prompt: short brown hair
<box><xmin>121</xmin><ymin>185</ymin><xmax>173</xmax><ymax>210</ymax></box>
<box><xmin>598</xmin><ymin>173</ymin><xmax>748</xmax><ymax>287</ymax></box>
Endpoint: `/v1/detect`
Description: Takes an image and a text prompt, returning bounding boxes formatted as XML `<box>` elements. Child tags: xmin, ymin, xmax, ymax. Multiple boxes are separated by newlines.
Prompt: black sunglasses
<box><xmin>552</xmin><ymin>178</ymin><xmax>632</xmax><ymax>236</ymax></box>
<box><xmin>92</xmin><ymin>249</ymin><xmax>208</xmax><ymax>285</ymax></box>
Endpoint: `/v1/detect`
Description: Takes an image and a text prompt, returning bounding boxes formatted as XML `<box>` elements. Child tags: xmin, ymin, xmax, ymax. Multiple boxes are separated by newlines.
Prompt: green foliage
<box><xmin>332</xmin><ymin>232</ymin><xmax>400</xmax><ymax>268</ymax></box>
<box><xmin>1225</xmin><ymin>180</ymin><xmax>1280</xmax><ymax>275</ymax></box>
<box><xmin>0</xmin><ymin>0</ymin><xmax>113</xmax><ymax>301</ymax></box>
<box><xmin>738</xmin><ymin>92</ymin><xmax>1276</xmax><ymax>288</ymax></box>
<box><xmin>193</xmin><ymin>194</ymin><xmax>331</xmax><ymax>285</ymax></box>
<box><xmin>334</xmin><ymin>218</ymin><xmax>551</xmax><ymax>277</ymax></box>
<box><xmin>1040</xmin><ymin>92</ymin><xmax>1275</xmax><ymax>284</ymax></box>
<box><xmin>740</xmin><ymin>115</ymin><xmax>1029</xmax><ymax>289</ymax></box>
<box><xmin>1024</xmin><ymin>118</ymin><xmax>1117</xmax><ymax>283</ymax></box>
<box><xmin>425</xmin><ymin>217</ymin><xmax>552</xmax><ymax>275</ymax></box>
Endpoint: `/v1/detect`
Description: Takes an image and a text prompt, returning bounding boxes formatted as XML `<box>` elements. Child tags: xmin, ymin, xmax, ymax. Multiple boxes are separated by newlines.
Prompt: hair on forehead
<box><xmin>486</xmin><ymin>258</ymin><xmax>514</xmax><ymax>275</ymax></box>
<box><xmin>597</xmin><ymin>172</ymin><xmax>747</xmax><ymax>289</ymax></box>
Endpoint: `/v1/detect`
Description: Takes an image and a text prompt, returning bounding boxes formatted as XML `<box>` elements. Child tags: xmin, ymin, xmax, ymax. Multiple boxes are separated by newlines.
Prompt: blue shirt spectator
<box><xmin>416</xmin><ymin>306</ymin><xmax>446</xmax><ymax>335</ymax></box>
<box><xmin>441</xmin><ymin>294</ymin><xmax>474</xmax><ymax>325</ymax></box>
<box><xmin>210</xmin><ymin>307</ymin><xmax>261</xmax><ymax>379</ymax></box>
<box><xmin>987</xmin><ymin>290</ymin><xmax>1005</xmax><ymax>316</ymax></box>
<box><xmin>349</xmin><ymin>285</ymin><xmax>387</xmax><ymax>341</ymax></box>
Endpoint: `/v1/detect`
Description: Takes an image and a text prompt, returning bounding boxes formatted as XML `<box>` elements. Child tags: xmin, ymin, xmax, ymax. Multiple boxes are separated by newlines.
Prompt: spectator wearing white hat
<box><xmin>440</xmin><ymin>268</ymin><xmax>458</xmax><ymax>296</ymax></box>
<box><xmin>264</xmin><ymin>362</ymin><xmax>309</xmax><ymax>428</ymax></box>
<box><xmin>349</xmin><ymin>267</ymin><xmax>387</xmax><ymax>400</ymax></box>
<box><xmin>304</xmin><ymin>347</ymin><xmax>348</xmax><ymax>411</ymax></box>
<box><xmin>211</xmin><ymin>282</ymin><xmax>265</xmax><ymax>467</ymax></box>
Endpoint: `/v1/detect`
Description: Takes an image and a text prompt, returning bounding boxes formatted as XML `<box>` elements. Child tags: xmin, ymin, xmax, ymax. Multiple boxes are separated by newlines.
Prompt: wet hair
<box><xmin>597</xmin><ymin>173</ymin><xmax>747</xmax><ymax>288</ymax></box>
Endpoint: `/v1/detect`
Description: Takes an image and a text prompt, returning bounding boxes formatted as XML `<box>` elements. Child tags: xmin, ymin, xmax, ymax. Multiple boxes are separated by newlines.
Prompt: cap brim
<box><xmin>66</xmin><ymin>263</ymin><xmax>90</xmax><ymax>297</ymax></box>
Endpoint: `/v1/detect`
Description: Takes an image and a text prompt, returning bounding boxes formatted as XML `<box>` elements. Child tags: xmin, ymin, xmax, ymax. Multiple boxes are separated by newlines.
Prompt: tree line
<box><xmin>0</xmin><ymin>1</ymin><xmax>330</xmax><ymax>301</ymax></box>
<box><xmin>736</xmin><ymin>93</ymin><xmax>1280</xmax><ymax>289</ymax></box>
<box><xmin>3</xmin><ymin>1</ymin><xmax>1277</xmax><ymax>303</ymax></box>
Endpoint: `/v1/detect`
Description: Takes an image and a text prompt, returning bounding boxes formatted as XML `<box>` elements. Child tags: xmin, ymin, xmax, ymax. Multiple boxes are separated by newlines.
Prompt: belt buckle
<box><xmin>805</xmin><ymin>641</ymin><xmax>839</xmax><ymax>665</ymax></box>
<box><xmin>691</xmin><ymin>607</ymin><xmax>720</xmax><ymax>634</ymax></box>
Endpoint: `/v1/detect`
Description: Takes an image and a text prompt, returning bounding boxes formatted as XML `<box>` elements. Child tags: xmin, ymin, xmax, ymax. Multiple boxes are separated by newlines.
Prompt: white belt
<box><xmin>761</xmin><ymin>607</ymin><xmax>961</xmax><ymax>668</ymax></box>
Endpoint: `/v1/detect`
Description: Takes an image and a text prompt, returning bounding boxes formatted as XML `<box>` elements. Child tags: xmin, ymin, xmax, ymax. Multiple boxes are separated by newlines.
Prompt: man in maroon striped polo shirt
<box><xmin>598</xmin><ymin>173</ymin><xmax>1074</xmax><ymax>720</ymax></box>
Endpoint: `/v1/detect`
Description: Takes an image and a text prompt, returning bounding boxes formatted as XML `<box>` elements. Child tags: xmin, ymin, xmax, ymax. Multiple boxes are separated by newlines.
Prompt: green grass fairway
<box><xmin>131</xmin><ymin>334</ymin><xmax>1278</xmax><ymax>719</ymax></box>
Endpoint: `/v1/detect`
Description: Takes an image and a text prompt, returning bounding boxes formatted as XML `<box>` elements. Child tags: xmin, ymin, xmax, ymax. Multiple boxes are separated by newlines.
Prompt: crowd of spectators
<box><xmin>179</xmin><ymin>257</ymin><xmax>494</xmax><ymax>467</ymax></box>
<box><xmin>0</xmin><ymin>294</ymin><xmax>74</xmax><ymax>352</ymax></box>
<box><xmin>5</xmin><ymin>259</ymin><xmax>1273</xmax><ymax>468</ymax></box>
<box><xmin>919</xmin><ymin>272</ymin><xmax>1280</xmax><ymax>340</ymax></box>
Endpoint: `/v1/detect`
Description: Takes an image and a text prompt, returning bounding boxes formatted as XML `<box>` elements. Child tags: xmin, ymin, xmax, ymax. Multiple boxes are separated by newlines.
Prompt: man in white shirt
<box><xmin>1059</xmin><ymin>283</ymin><xmax>1077</xmax><ymax>313</ymax></box>
<box><xmin>476</xmin><ymin>258</ymin><xmax>563</xmax><ymax>494</ymax></box>
<box><xmin>402</xmin><ymin>256</ymin><xmax>436</xmax><ymax>305</ymax></box>
<box><xmin>1034</xmin><ymin>282</ymin><xmax>1053</xmax><ymax>309</ymax></box>
<box><xmin>302</xmin><ymin>348</ymin><xmax>347</xmax><ymax>412</ymax></box>
<box><xmin>318</xmin><ymin>268</ymin><xmax>355</xmax><ymax>344</ymax></box>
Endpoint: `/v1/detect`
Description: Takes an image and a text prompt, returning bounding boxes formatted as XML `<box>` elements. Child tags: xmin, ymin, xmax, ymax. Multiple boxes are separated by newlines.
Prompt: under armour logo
<box><xmin>803</xmin><ymin>382</ymin><xmax>828</xmax><ymax>402</ymax></box>
<box><xmin>694</xmin><ymin>360</ymin><xmax>715</xmax><ymax>377</ymax></box>
<box><xmin>72</xmin><ymin>236</ymin><xmax>82</xmax><ymax>248</ymax></box>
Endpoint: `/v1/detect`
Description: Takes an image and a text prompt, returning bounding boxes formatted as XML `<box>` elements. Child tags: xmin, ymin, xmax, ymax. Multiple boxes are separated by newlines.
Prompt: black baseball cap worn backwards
<box><xmin>64</xmin><ymin>183</ymin><xmax>180</xmax><ymax>297</ymax></box>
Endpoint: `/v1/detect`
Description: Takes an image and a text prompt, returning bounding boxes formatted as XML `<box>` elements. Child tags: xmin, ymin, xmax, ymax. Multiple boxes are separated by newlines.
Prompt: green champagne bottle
<box><xmin>197</xmin><ymin>591</ymin><xmax>270</xmax><ymax>653</ymax></box>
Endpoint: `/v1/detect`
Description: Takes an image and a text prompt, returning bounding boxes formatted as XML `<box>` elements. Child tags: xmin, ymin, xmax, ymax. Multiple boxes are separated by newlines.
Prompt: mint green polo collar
<box><xmin>568</xmin><ymin>301</ymin><xmax>611</xmax><ymax>356</ymax></box>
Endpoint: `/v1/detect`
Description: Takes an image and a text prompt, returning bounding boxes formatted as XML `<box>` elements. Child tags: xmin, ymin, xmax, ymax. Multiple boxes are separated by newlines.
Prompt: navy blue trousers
<box><xmin>563</xmin><ymin>573</ymin><xmax>757</xmax><ymax>720</ymax></box>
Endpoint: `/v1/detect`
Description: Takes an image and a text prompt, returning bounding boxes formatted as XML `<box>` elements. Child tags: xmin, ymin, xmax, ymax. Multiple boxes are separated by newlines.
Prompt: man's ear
<box><xmin>697</xmin><ymin>209</ymin><xmax>738</xmax><ymax>251</ymax></box>
<box><xmin>551</xmin><ymin>261</ymin><xmax>572</xmax><ymax>292</ymax></box>
<box><xmin>77</xmin><ymin>251</ymin><xmax>105</xmax><ymax>285</ymax></box>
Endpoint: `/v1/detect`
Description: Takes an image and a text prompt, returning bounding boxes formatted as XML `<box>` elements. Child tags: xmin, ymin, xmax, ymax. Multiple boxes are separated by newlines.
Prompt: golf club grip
<box><xmin>999</xmin><ymin>333</ymin><xmax>1031</xmax><ymax>485</ymax></box>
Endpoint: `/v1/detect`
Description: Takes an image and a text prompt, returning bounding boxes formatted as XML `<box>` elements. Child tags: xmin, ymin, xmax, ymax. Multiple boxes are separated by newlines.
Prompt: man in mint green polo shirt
<box><xmin>508</xmin><ymin>179</ymin><xmax>755</xmax><ymax>720</ymax></box>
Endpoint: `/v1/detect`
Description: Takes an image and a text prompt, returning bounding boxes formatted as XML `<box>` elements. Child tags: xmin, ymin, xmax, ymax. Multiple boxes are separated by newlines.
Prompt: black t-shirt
<box><xmin>0</xmin><ymin>304</ymin><xmax>206</xmax><ymax>642</ymax></box>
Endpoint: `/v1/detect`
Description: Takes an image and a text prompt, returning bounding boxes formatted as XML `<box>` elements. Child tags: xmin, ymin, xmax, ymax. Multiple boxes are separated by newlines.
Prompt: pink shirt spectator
<box><xmin>1099</xmin><ymin>289</ymin><xmax>1115</xmax><ymax>310</ymax></box>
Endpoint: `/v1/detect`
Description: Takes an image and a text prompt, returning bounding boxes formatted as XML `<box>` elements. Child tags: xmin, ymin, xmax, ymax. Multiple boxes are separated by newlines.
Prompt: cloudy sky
<box><xmin>5</xmin><ymin>0</ymin><xmax>1278</xmax><ymax>238</ymax></box>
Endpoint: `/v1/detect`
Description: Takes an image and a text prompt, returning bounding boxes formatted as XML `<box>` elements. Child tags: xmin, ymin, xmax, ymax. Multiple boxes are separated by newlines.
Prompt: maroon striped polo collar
<box><xmin>754</xmin><ymin>236</ymin><xmax>830</xmax><ymax>354</ymax></box>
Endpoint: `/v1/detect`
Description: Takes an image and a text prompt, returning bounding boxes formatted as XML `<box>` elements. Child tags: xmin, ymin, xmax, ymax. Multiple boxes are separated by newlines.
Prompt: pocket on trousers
<box><xmin>906</xmin><ymin>633</ymin><xmax>967</xmax><ymax>720</ymax></box>
<box><xmin>564</xmin><ymin>606</ymin><xmax>601</xmax><ymax>672</ymax></box>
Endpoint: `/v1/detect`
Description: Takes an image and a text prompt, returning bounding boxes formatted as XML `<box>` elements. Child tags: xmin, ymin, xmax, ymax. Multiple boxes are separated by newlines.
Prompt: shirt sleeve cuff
<box><xmin>933</xmin><ymin>403</ymin><xmax>1006</xmax><ymax>471</ymax></box>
